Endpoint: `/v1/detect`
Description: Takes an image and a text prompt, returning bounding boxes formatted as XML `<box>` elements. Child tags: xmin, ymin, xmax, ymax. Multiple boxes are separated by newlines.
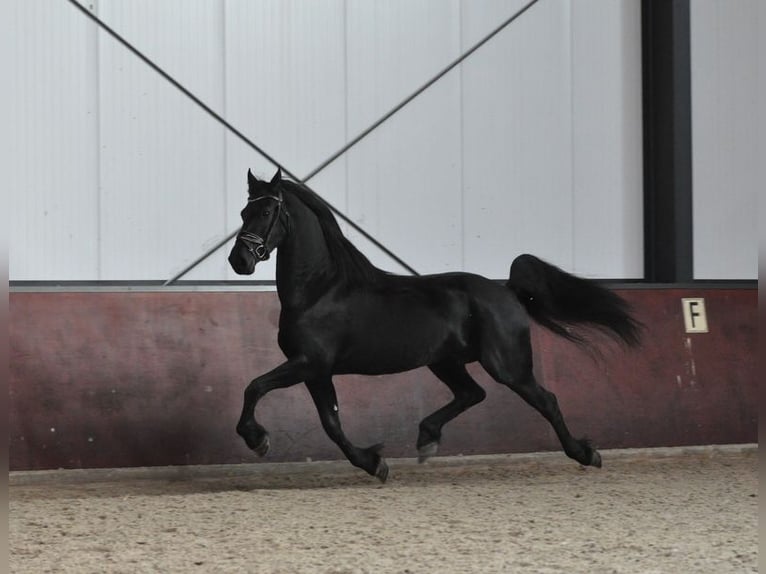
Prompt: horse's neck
<box><xmin>275</xmin><ymin>201</ymin><xmax>334</xmax><ymax>310</ymax></box>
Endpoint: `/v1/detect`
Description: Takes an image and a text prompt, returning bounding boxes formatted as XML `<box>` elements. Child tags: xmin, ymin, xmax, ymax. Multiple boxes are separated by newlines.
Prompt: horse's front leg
<box><xmin>236</xmin><ymin>357</ymin><xmax>311</xmax><ymax>456</ymax></box>
<box><xmin>306</xmin><ymin>377</ymin><xmax>389</xmax><ymax>483</ymax></box>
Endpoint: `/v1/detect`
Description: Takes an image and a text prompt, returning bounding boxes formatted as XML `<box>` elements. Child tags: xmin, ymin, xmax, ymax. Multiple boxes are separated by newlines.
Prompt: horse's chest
<box><xmin>276</xmin><ymin>310</ymin><xmax>343</xmax><ymax>362</ymax></box>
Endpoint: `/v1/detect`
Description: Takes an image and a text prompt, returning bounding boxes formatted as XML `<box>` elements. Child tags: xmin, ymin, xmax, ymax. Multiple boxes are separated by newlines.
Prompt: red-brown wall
<box><xmin>9</xmin><ymin>288</ymin><xmax>756</xmax><ymax>471</ymax></box>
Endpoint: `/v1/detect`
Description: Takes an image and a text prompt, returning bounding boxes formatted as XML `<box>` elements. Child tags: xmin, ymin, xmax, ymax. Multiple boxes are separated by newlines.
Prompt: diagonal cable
<box><xmin>302</xmin><ymin>0</ymin><xmax>540</xmax><ymax>183</ymax></box>
<box><xmin>170</xmin><ymin>0</ymin><xmax>541</xmax><ymax>283</ymax></box>
<box><xmin>65</xmin><ymin>0</ymin><xmax>419</xmax><ymax>283</ymax></box>
<box><xmin>68</xmin><ymin>0</ymin><xmax>542</xmax><ymax>285</ymax></box>
<box><xmin>170</xmin><ymin>0</ymin><xmax>541</xmax><ymax>284</ymax></box>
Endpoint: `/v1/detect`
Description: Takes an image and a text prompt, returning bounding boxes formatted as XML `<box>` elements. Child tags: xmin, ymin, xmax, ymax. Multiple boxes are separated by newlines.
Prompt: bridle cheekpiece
<box><xmin>237</xmin><ymin>186</ymin><xmax>288</xmax><ymax>261</ymax></box>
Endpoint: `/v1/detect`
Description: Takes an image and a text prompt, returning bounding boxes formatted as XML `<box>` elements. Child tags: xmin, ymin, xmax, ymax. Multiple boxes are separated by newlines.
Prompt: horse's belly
<box><xmin>333</xmin><ymin>311</ymin><xmax>470</xmax><ymax>375</ymax></box>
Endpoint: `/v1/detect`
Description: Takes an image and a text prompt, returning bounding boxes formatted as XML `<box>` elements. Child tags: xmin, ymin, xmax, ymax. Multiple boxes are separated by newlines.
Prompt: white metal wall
<box><xmin>11</xmin><ymin>0</ymin><xmax>646</xmax><ymax>281</ymax></box>
<box><xmin>690</xmin><ymin>0</ymin><xmax>761</xmax><ymax>280</ymax></box>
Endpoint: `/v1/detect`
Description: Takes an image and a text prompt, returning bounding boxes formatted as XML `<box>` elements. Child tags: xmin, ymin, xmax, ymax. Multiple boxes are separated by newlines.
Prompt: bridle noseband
<box><xmin>237</xmin><ymin>187</ymin><xmax>288</xmax><ymax>261</ymax></box>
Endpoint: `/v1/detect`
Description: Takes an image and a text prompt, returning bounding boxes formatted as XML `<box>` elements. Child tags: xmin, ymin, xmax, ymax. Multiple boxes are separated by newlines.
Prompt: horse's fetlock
<box><xmin>417</xmin><ymin>422</ymin><xmax>440</xmax><ymax>447</ymax></box>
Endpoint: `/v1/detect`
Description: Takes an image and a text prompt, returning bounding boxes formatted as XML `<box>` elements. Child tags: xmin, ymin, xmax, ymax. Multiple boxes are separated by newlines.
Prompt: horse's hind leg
<box><xmin>306</xmin><ymin>377</ymin><xmax>389</xmax><ymax>483</ymax></box>
<box><xmin>481</xmin><ymin>327</ymin><xmax>602</xmax><ymax>468</ymax></box>
<box><xmin>417</xmin><ymin>361</ymin><xmax>487</xmax><ymax>463</ymax></box>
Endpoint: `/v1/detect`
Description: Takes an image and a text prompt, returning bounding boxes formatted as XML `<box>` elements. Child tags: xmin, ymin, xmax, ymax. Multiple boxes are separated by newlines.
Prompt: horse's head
<box><xmin>228</xmin><ymin>167</ymin><xmax>289</xmax><ymax>275</ymax></box>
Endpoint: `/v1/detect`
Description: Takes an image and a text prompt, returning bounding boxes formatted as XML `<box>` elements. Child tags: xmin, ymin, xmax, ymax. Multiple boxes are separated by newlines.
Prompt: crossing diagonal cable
<box><xmin>66</xmin><ymin>0</ymin><xmax>541</xmax><ymax>285</ymax></box>
<box><xmin>173</xmin><ymin>0</ymin><xmax>540</xmax><ymax>284</ymax></box>
<box><xmin>65</xmin><ymin>0</ymin><xmax>419</xmax><ymax>282</ymax></box>
<box><xmin>301</xmin><ymin>0</ymin><xmax>540</xmax><ymax>183</ymax></box>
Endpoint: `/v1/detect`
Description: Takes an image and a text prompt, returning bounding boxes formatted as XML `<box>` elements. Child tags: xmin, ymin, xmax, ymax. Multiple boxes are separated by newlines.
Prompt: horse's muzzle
<box><xmin>228</xmin><ymin>243</ymin><xmax>257</xmax><ymax>275</ymax></box>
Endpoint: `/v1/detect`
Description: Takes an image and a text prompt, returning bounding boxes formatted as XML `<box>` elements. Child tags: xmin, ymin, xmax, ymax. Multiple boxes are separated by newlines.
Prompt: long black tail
<box><xmin>507</xmin><ymin>254</ymin><xmax>642</xmax><ymax>347</ymax></box>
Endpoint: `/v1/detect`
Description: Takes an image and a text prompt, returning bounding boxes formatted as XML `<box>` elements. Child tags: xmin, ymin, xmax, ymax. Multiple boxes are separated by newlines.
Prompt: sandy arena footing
<box><xmin>9</xmin><ymin>444</ymin><xmax>758</xmax><ymax>573</ymax></box>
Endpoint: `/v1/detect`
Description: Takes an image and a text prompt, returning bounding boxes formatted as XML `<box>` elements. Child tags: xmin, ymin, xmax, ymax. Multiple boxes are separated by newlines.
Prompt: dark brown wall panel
<box><xmin>9</xmin><ymin>288</ymin><xmax>756</xmax><ymax>471</ymax></box>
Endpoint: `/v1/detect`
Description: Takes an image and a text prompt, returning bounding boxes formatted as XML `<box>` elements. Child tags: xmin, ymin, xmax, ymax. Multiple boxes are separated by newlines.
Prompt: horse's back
<box><xmin>407</xmin><ymin>271</ymin><xmax>525</xmax><ymax>316</ymax></box>
<box><xmin>277</xmin><ymin>270</ymin><xmax>529</xmax><ymax>375</ymax></box>
<box><xmin>397</xmin><ymin>271</ymin><xmax>532</xmax><ymax>353</ymax></box>
<box><xmin>315</xmin><ymin>272</ymin><xmax>526</xmax><ymax>374</ymax></box>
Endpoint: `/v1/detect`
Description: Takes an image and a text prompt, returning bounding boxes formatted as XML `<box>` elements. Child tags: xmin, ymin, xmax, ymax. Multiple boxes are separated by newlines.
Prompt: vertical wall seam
<box><xmin>93</xmin><ymin>0</ymin><xmax>102</xmax><ymax>279</ymax></box>
<box><xmin>458</xmin><ymin>0</ymin><xmax>465</xmax><ymax>271</ymax></box>
<box><xmin>343</xmin><ymin>0</ymin><xmax>350</xmax><ymax>222</ymax></box>
<box><xmin>568</xmin><ymin>1</ymin><xmax>576</xmax><ymax>273</ymax></box>
<box><xmin>221</xmin><ymin>0</ymin><xmax>228</xmax><ymax>247</ymax></box>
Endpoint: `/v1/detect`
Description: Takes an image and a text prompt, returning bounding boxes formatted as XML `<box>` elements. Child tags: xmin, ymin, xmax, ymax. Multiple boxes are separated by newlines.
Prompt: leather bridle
<box><xmin>237</xmin><ymin>187</ymin><xmax>289</xmax><ymax>261</ymax></box>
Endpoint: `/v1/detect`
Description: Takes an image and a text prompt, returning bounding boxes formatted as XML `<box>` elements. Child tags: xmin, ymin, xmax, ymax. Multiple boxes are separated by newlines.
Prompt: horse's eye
<box><xmin>262</xmin><ymin>210</ymin><xmax>271</xmax><ymax>217</ymax></box>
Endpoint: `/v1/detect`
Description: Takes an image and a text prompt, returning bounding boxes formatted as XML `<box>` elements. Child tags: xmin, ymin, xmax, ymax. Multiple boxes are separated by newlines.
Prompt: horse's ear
<box><xmin>247</xmin><ymin>168</ymin><xmax>257</xmax><ymax>188</ymax></box>
<box><xmin>270</xmin><ymin>167</ymin><xmax>282</xmax><ymax>185</ymax></box>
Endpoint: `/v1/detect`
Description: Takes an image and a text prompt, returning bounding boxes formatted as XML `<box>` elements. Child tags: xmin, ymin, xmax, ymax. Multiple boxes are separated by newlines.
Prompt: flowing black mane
<box><xmin>281</xmin><ymin>179</ymin><xmax>387</xmax><ymax>287</ymax></box>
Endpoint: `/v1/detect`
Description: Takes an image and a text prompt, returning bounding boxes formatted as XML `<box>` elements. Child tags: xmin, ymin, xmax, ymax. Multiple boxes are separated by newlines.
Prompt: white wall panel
<box><xmin>571</xmin><ymin>1</ymin><xmax>643</xmax><ymax>278</ymax></box>
<box><xmin>223</xmin><ymin>0</ymin><xmax>348</xmax><ymax>280</ymax></box>
<box><xmin>691</xmin><ymin>0</ymin><xmax>760</xmax><ymax>279</ymax></box>
<box><xmin>223</xmin><ymin>0</ymin><xmax>347</xmax><ymax>173</ymax></box>
<box><xmin>9</xmin><ymin>0</ymin><xmax>100</xmax><ymax>279</ymax></box>
<box><xmin>461</xmin><ymin>0</ymin><xmax>643</xmax><ymax>279</ymax></box>
<box><xmin>345</xmin><ymin>0</ymin><xmax>463</xmax><ymax>274</ymax></box>
<box><xmin>461</xmin><ymin>0</ymin><xmax>574</xmax><ymax>277</ymax></box>
<box><xmin>97</xmin><ymin>1</ymin><xmax>227</xmax><ymax>280</ymax></box>
<box><xmin>10</xmin><ymin>0</ymin><xmax>649</xmax><ymax>282</ymax></box>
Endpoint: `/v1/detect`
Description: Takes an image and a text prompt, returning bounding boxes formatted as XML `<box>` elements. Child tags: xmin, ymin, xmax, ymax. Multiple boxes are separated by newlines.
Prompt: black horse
<box><xmin>228</xmin><ymin>168</ymin><xmax>641</xmax><ymax>482</ymax></box>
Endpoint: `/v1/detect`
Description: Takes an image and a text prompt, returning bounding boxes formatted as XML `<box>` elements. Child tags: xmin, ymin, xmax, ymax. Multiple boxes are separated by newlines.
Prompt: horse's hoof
<box><xmin>590</xmin><ymin>449</ymin><xmax>602</xmax><ymax>468</ymax></box>
<box><xmin>253</xmin><ymin>434</ymin><xmax>270</xmax><ymax>457</ymax></box>
<box><xmin>417</xmin><ymin>442</ymin><xmax>439</xmax><ymax>463</ymax></box>
<box><xmin>375</xmin><ymin>458</ymin><xmax>389</xmax><ymax>483</ymax></box>
<box><xmin>363</xmin><ymin>443</ymin><xmax>387</xmax><ymax>482</ymax></box>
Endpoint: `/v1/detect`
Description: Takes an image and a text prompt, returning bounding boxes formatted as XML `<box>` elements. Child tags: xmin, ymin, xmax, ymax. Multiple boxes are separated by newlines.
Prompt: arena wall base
<box><xmin>9</xmin><ymin>287</ymin><xmax>756</xmax><ymax>471</ymax></box>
